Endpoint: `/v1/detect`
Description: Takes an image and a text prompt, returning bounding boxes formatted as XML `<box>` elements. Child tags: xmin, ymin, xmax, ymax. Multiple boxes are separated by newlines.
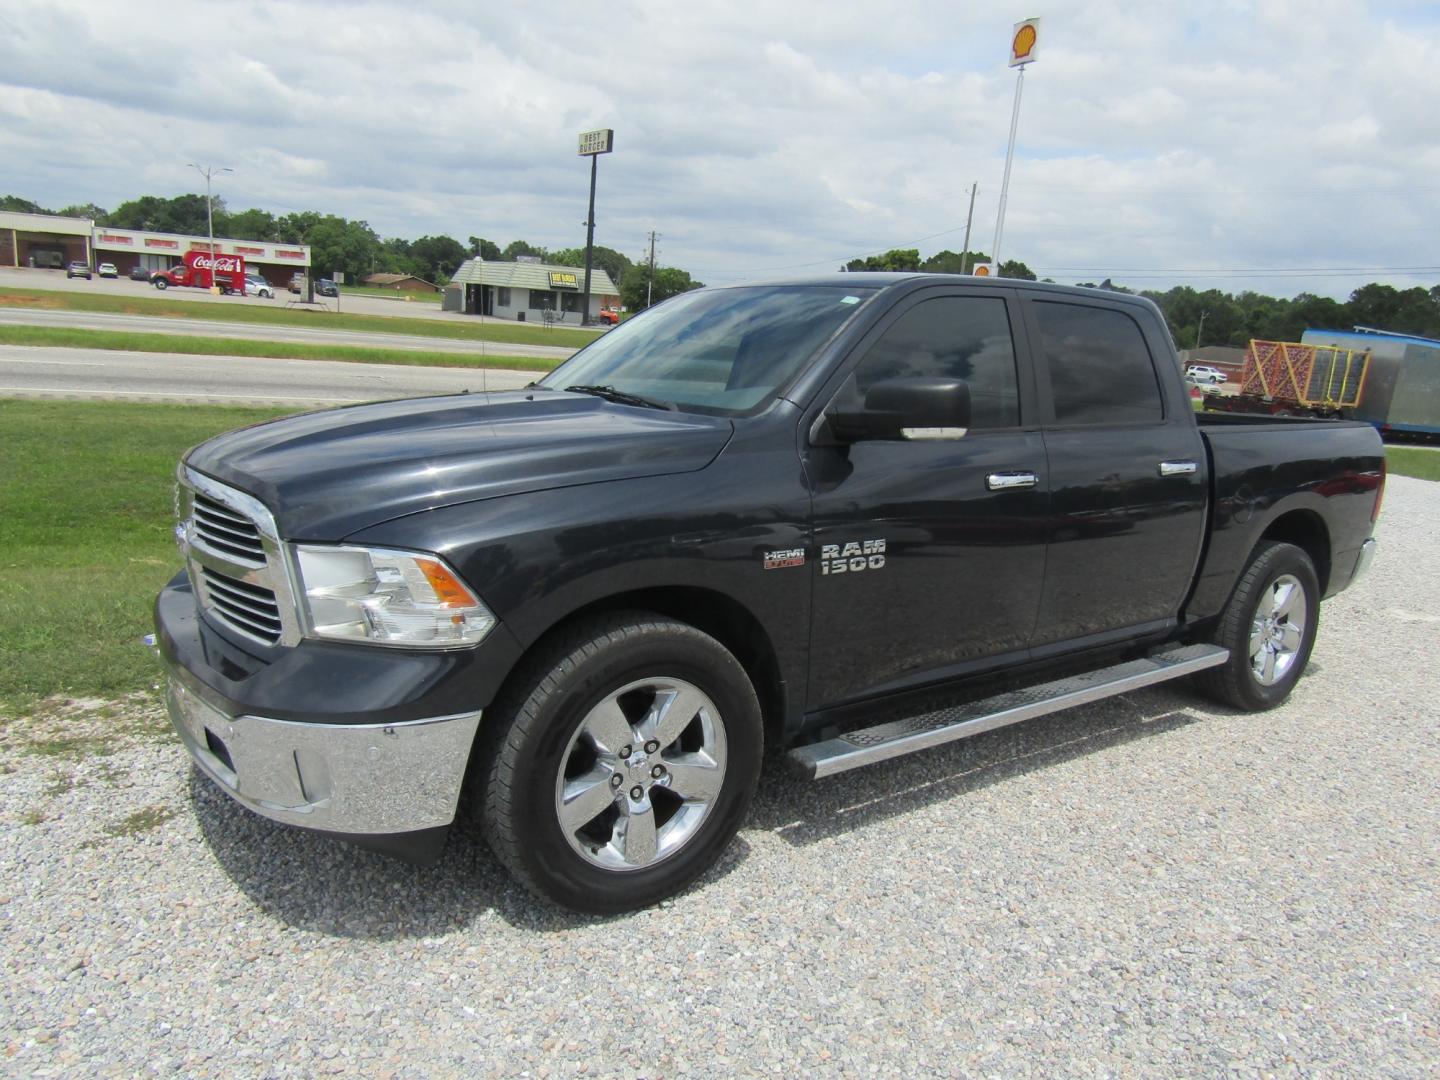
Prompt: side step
<box><xmin>787</xmin><ymin>644</ymin><xmax>1229</xmax><ymax>780</ymax></box>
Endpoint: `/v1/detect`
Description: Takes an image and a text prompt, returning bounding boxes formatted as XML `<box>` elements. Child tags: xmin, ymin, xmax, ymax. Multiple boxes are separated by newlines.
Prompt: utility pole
<box><xmin>960</xmin><ymin>183</ymin><xmax>978</xmax><ymax>274</ymax></box>
<box><xmin>645</xmin><ymin>230</ymin><xmax>659</xmax><ymax>309</ymax></box>
<box><xmin>188</xmin><ymin>162</ymin><xmax>232</xmax><ymax>294</ymax></box>
<box><xmin>1194</xmin><ymin>310</ymin><xmax>1208</xmax><ymax>350</ymax></box>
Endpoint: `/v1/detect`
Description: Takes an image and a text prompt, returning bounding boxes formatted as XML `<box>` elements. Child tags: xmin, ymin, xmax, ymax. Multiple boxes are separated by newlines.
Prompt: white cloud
<box><xmin>0</xmin><ymin>0</ymin><xmax>1437</xmax><ymax>298</ymax></box>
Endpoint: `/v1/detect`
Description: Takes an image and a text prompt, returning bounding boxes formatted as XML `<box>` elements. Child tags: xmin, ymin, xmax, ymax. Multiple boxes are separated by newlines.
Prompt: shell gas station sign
<box><xmin>1009</xmin><ymin>18</ymin><xmax>1040</xmax><ymax>67</ymax></box>
<box><xmin>972</xmin><ymin>263</ymin><xmax>996</xmax><ymax>277</ymax></box>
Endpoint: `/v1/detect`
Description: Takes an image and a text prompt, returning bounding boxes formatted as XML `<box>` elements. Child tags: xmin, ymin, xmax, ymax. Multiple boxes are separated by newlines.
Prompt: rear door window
<box><xmin>1033</xmin><ymin>301</ymin><xmax>1163</xmax><ymax>425</ymax></box>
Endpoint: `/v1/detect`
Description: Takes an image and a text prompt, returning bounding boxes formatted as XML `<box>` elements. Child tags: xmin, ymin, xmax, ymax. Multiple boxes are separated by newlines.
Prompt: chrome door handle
<box><xmin>1158</xmin><ymin>460</ymin><xmax>1198</xmax><ymax>477</ymax></box>
<box><xmin>987</xmin><ymin>471</ymin><xmax>1039</xmax><ymax>491</ymax></box>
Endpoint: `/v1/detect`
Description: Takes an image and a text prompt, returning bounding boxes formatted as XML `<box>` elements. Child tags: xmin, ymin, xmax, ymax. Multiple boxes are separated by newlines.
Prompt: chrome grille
<box><xmin>192</xmin><ymin>493</ymin><xmax>265</xmax><ymax>565</ymax></box>
<box><xmin>178</xmin><ymin>467</ymin><xmax>301</xmax><ymax>649</ymax></box>
<box><xmin>200</xmin><ymin>567</ymin><xmax>283</xmax><ymax>644</ymax></box>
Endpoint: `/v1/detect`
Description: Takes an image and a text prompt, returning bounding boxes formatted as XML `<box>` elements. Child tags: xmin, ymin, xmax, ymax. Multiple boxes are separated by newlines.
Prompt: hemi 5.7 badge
<box><xmin>763</xmin><ymin>548</ymin><xmax>806</xmax><ymax>570</ymax></box>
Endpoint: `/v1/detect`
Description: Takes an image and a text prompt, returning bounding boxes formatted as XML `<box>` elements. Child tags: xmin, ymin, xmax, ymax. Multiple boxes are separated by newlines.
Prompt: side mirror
<box><xmin>826</xmin><ymin>377</ymin><xmax>971</xmax><ymax>442</ymax></box>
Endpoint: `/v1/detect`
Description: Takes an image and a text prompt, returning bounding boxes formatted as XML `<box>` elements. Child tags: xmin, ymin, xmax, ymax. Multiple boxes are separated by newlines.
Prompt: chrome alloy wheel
<box><xmin>554</xmin><ymin>678</ymin><xmax>728</xmax><ymax>871</ymax></box>
<box><xmin>1249</xmin><ymin>573</ymin><xmax>1308</xmax><ymax>686</ymax></box>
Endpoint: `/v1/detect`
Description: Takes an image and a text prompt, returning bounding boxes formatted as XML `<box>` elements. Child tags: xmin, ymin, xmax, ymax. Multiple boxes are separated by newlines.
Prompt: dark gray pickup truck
<box><xmin>156</xmin><ymin>275</ymin><xmax>1384</xmax><ymax>913</ymax></box>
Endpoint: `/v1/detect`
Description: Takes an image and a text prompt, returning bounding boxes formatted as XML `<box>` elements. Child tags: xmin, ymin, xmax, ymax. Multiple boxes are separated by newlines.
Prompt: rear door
<box><xmin>1022</xmin><ymin>294</ymin><xmax>1207</xmax><ymax>649</ymax></box>
<box><xmin>804</xmin><ymin>287</ymin><xmax>1050</xmax><ymax>708</ymax></box>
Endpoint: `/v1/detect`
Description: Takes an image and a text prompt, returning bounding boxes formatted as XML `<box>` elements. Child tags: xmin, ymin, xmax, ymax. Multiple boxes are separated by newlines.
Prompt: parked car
<box><xmin>597</xmin><ymin>307</ymin><xmax>622</xmax><ymax>326</ymax></box>
<box><xmin>316</xmin><ymin>279</ymin><xmax>339</xmax><ymax>297</ymax></box>
<box><xmin>130</xmin><ymin>266</ymin><xmax>153</xmax><ymax>282</ymax></box>
<box><xmin>157</xmin><ymin>275</ymin><xmax>1383</xmax><ymax>914</ymax></box>
<box><xmin>289</xmin><ymin>272</ymin><xmax>305</xmax><ymax>294</ymax></box>
<box><xmin>97</xmin><ymin>262</ymin><xmax>118</xmax><ymax>279</ymax></box>
<box><xmin>65</xmin><ymin>261</ymin><xmax>92</xmax><ymax>280</ymax></box>
<box><xmin>1185</xmin><ymin>364</ymin><xmax>1227</xmax><ymax>384</ymax></box>
<box><xmin>245</xmin><ymin>275</ymin><xmax>274</xmax><ymax>299</ymax></box>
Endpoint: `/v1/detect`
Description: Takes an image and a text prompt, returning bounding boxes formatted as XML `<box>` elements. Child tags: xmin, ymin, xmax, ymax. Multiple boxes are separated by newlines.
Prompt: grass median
<box><xmin>1386</xmin><ymin>446</ymin><xmax>1440</xmax><ymax>482</ymax></box>
<box><xmin>0</xmin><ymin>324</ymin><xmax>559</xmax><ymax>372</ymax></box>
<box><xmin>0</xmin><ymin>399</ymin><xmax>297</xmax><ymax>714</ymax></box>
<box><xmin>0</xmin><ymin>284</ymin><xmax>597</xmax><ymax>349</ymax></box>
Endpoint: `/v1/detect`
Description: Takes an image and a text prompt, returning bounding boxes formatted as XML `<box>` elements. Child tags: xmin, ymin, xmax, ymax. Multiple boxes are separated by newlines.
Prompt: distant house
<box><xmin>362</xmin><ymin>272</ymin><xmax>439</xmax><ymax>293</ymax></box>
<box><xmin>444</xmin><ymin>259</ymin><xmax>619</xmax><ymax>323</ymax></box>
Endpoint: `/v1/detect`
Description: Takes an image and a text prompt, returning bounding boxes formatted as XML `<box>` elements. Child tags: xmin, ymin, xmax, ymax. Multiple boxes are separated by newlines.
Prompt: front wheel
<box><xmin>153</xmin><ymin>279</ymin><xmax>168</xmax><ymax>290</ymax></box>
<box><xmin>479</xmin><ymin>613</ymin><xmax>763</xmax><ymax>914</ymax></box>
<box><xmin>1197</xmin><ymin>541</ymin><xmax>1320</xmax><ymax>711</ymax></box>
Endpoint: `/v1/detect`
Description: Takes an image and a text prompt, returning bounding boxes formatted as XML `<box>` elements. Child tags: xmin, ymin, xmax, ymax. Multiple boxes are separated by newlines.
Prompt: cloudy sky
<box><xmin>3</xmin><ymin>0</ymin><xmax>1438</xmax><ymax>298</ymax></box>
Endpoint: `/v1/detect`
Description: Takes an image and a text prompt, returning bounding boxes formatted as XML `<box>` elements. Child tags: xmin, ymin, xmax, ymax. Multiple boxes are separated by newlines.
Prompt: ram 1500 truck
<box><xmin>156</xmin><ymin>275</ymin><xmax>1384</xmax><ymax>913</ymax></box>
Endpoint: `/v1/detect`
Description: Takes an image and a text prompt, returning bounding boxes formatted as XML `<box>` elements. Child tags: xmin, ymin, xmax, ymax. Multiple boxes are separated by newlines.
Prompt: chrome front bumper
<box><xmin>167</xmin><ymin>677</ymin><xmax>481</xmax><ymax>835</ymax></box>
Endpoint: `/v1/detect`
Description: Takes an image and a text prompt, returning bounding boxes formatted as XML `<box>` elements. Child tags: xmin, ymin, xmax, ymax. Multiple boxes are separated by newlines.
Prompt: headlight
<box><xmin>293</xmin><ymin>545</ymin><xmax>496</xmax><ymax>648</ymax></box>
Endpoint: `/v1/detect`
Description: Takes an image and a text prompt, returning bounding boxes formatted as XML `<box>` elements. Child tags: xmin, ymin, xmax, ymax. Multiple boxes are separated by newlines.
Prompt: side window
<box><xmin>1033</xmin><ymin>301</ymin><xmax>1164</xmax><ymax>425</ymax></box>
<box><xmin>852</xmin><ymin>296</ymin><xmax>1020</xmax><ymax>429</ymax></box>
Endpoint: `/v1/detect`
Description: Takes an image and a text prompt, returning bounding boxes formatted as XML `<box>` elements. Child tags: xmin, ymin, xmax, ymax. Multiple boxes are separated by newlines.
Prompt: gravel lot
<box><xmin>3</xmin><ymin>478</ymin><xmax>1436</xmax><ymax>1077</ymax></box>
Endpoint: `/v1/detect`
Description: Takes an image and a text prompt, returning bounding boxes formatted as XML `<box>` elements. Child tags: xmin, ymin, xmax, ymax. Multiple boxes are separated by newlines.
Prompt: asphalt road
<box><xmin>0</xmin><ymin>307</ymin><xmax>577</xmax><ymax>362</ymax></box>
<box><xmin>0</xmin><ymin>344</ymin><xmax>536</xmax><ymax>407</ymax></box>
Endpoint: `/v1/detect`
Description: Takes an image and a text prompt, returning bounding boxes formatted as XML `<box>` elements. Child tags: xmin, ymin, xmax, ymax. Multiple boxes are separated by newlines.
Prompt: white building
<box><xmin>445</xmin><ymin>258</ymin><xmax>620</xmax><ymax>323</ymax></box>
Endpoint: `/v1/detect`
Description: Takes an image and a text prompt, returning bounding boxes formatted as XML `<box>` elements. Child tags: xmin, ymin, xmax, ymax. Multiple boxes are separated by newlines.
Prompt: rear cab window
<box><xmin>1031</xmin><ymin>300</ymin><xmax>1164</xmax><ymax>425</ymax></box>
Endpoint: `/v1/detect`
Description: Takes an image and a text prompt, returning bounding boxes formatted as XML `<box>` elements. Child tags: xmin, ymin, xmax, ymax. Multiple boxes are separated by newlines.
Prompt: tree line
<box><xmin>8</xmin><ymin>195</ymin><xmax>1436</xmax><ymax>339</ymax></box>
<box><xmin>1</xmin><ymin>193</ymin><xmax>702</xmax><ymax>311</ymax></box>
<box><xmin>844</xmin><ymin>248</ymin><xmax>1440</xmax><ymax>347</ymax></box>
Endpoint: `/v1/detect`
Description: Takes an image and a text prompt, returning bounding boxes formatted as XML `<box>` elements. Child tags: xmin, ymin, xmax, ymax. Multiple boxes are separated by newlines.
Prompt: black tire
<box><xmin>479</xmin><ymin>612</ymin><xmax>763</xmax><ymax>914</ymax></box>
<box><xmin>153</xmin><ymin>279</ymin><xmax>168</xmax><ymax>290</ymax></box>
<box><xmin>1197</xmin><ymin>541</ymin><xmax>1320</xmax><ymax>711</ymax></box>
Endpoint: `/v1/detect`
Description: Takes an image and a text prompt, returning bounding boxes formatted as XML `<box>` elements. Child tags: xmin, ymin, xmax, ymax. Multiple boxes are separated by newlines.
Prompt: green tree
<box><xmin>550</xmin><ymin>245</ymin><xmax>634</xmax><ymax>289</ymax></box>
<box><xmin>503</xmin><ymin>239</ymin><xmax>548</xmax><ymax>261</ymax></box>
<box><xmin>219</xmin><ymin>207</ymin><xmax>278</xmax><ymax>241</ymax></box>
<box><xmin>408</xmin><ymin>234</ymin><xmax>468</xmax><ymax>282</ymax></box>
<box><xmin>620</xmin><ymin>264</ymin><xmax>703</xmax><ymax>310</ymax></box>
<box><xmin>844</xmin><ymin>248</ymin><xmax>921</xmax><ymax>272</ymax></box>
<box><xmin>998</xmin><ymin>259</ymin><xmax>1037</xmax><ymax>281</ymax></box>
<box><xmin>56</xmin><ymin>202</ymin><xmax>108</xmax><ymax>221</ymax></box>
<box><xmin>107</xmin><ymin>194</ymin><xmax>214</xmax><ymax>234</ymax></box>
<box><xmin>468</xmin><ymin>236</ymin><xmax>502</xmax><ymax>260</ymax></box>
<box><xmin>0</xmin><ymin>195</ymin><xmax>50</xmax><ymax>214</ymax></box>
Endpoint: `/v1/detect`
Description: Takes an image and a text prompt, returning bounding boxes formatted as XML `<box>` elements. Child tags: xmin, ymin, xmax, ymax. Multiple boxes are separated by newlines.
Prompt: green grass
<box><xmin>341</xmin><ymin>284</ymin><xmax>442</xmax><ymax>303</ymax></box>
<box><xmin>0</xmin><ymin>325</ymin><xmax>559</xmax><ymax>372</ymax></box>
<box><xmin>0</xmin><ymin>400</ymin><xmax>294</xmax><ymax>712</ymax></box>
<box><xmin>1386</xmin><ymin>446</ymin><xmax>1440</xmax><ymax>482</ymax></box>
<box><xmin>0</xmin><ymin>285</ymin><xmax>597</xmax><ymax>349</ymax></box>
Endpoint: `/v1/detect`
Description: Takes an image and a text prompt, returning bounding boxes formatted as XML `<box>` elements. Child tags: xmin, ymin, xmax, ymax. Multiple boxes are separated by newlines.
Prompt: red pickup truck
<box><xmin>152</xmin><ymin>251</ymin><xmax>246</xmax><ymax>294</ymax></box>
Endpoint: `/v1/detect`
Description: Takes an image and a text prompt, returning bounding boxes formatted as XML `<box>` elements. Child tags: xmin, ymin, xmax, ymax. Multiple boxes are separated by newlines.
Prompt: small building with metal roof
<box><xmin>444</xmin><ymin>258</ymin><xmax>619</xmax><ymax>323</ymax></box>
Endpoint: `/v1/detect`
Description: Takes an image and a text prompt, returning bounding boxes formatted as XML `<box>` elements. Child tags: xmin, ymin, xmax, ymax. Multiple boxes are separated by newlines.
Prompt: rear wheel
<box><xmin>479</xmin><ymin>613</ymin><xmax>763</xmax><ymax>914</ymax></box>
<box><xmin>1198</xmin><ymin>541</ymin><xmax>1319</xmax><ymax>711</ymax></box>
<box><xmin>153</xmin><ymin>279</ymin><xmax>168</xmax><ymax>290</ymax></box>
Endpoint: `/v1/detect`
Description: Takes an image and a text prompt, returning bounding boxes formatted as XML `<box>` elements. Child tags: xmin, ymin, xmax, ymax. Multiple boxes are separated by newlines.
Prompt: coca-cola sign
<box><xmin>185</xmin><ymin>251</ymin><xmax>244</xmax><ymax>273</ymax></box>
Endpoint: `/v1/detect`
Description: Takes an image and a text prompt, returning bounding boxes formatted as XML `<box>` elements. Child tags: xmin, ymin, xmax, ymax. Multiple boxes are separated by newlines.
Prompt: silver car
<box><xmin>245</xmin><ymin>276</ymin><xmax>274</xmax><ymax>299</ymax></box>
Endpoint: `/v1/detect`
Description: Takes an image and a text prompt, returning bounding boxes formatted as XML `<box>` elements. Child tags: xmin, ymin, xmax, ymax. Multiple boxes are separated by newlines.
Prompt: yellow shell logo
<box><xmin>974</xmin><ymin>265</ymin><xmax>991</xmax><ymax>277</ymax></box>
<box><xmin>1012</xmin><ymin>24</ymin><xmax>1037</xmax><ymax>62</ymax></box>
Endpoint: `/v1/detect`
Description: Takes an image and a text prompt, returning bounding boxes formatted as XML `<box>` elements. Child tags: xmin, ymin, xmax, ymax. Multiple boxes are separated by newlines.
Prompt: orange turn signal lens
<box><xmin>418</xmin><ymin>557</ymin><xmax>480</xmax><ymax>608</ymax></box>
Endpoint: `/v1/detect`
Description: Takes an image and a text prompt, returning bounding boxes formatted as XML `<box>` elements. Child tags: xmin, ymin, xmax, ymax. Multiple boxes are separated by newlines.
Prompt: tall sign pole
<box><xmin>960</xmin><ymin>182</ymin><xmax>978</xmax><ymax>274</ymax></box>
<box><xmin>577</xmin><ymin>128</ymin><xmax>614</xmax><ymax>326</ymax></box>
<box><xmin>991</xmin><ymin>18</ymin><xmax>1039</xmax><ymax>274</ymax></box>
<box><xmin>188</xmin><ymin>162</ymin><xmax>232</xmax><ymax>294</ymax></box>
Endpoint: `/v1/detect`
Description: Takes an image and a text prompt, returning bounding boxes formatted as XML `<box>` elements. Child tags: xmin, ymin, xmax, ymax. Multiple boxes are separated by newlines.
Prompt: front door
<box><xmin>805</xmin><ymin>289</ymin><xmax>1050</xmax><ymax>710</ymax></box>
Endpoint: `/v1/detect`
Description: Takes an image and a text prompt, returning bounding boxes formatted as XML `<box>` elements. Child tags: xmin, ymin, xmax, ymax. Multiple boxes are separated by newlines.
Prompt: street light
<box><xmin>188</xmin><ymin>162</ymin><xmax>233</xmax><ymax>293</ymax></box>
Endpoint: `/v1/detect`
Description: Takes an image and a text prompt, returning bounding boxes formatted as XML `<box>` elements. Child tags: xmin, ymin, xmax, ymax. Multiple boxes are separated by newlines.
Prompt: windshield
<box><xmin>540</xmin><ymin>285</ymin><xmax>877</xmax><ymax>415</ymax></box>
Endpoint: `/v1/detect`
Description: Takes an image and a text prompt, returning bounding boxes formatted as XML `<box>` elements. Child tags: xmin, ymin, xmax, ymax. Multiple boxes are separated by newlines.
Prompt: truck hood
<box><xmin>185</xmin><ymin>390</ymin><xmax>734</xmax><ymax>540</ymax></box>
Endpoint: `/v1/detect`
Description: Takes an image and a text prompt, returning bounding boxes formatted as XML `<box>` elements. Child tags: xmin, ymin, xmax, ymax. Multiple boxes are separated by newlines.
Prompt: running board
<box><xmin>787</xmin><ymin>644</ymin><xmax>1229</xmax><ymax>780</ymax></box>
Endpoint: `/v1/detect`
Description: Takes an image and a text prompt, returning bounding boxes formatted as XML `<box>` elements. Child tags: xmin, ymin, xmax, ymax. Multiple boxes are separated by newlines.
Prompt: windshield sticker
<box><xmin>840</xmin><ymin>295</ymin><xmax>861</xmax><ymax>305</ymax></box>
